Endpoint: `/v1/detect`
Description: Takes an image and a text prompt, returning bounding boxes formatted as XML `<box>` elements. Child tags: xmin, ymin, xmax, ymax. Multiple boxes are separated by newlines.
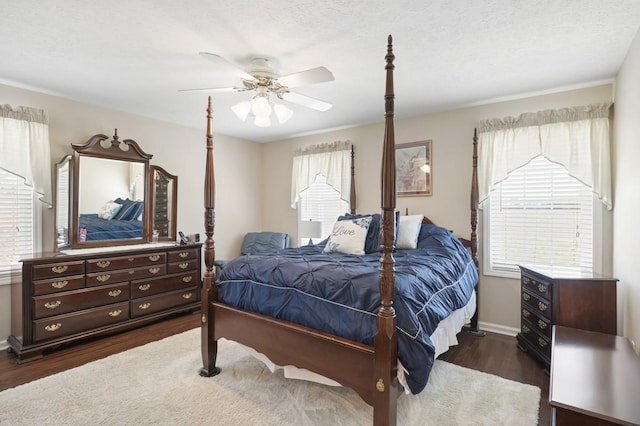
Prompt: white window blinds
<box><xmin>487</xmin><ymin>156</ymin><xmax>593</xmax><ymax>274</ymax></box>
<box><xmin>0</xmin><ymin>170</ymin><xmax>36</xmax><ymax>282</ymax></box>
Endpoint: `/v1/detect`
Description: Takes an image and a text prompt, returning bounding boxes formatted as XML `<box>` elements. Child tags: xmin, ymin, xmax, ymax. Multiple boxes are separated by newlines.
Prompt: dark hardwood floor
<box><xmin>0</xmin><ymin>314</ymin><xmax>550</xmax><ymax>425</ymax></box>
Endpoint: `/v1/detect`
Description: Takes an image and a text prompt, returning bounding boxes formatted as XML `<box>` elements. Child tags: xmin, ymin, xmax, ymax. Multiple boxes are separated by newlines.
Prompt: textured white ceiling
<box><xmin>1</xmin><ymin>0</ymin><xmax>639</xmax><ymax>142</ymax></box>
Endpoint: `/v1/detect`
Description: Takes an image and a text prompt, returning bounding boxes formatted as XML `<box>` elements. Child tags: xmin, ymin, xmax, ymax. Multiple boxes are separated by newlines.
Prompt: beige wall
<box><xmin>614</xmin><ymin>28</ymin><xmax>640</xmax><ymax>352</ymax></box>
<box><xmin>0</xmin><ymin>84</ymin><xmax>263</xmax><ymax>345</ymax></box>
<box><xmin>262</xmin><ymin>84</ymin><xmax>614</xmax><ymax>334</ymax></box>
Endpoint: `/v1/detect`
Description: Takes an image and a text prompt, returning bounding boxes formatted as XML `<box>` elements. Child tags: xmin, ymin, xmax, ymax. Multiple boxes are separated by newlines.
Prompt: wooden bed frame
<box><xmin>200</xmin><ymin>35</ymin><xmax>481</xmax><ymax>426</ymax></box>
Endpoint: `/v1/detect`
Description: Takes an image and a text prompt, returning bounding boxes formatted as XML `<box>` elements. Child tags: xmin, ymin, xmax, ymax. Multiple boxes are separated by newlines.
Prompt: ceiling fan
<box><xmin>181</xmin><ymin>53</ymin><xmax>335</xmax><ymax>127</ymax></box>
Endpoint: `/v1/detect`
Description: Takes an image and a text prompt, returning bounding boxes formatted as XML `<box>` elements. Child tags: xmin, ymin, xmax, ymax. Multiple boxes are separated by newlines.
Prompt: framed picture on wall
<box><xmin>395</xmin><ymin>140</ymin><xmax>432</xmax><ymax>196</ymax></box>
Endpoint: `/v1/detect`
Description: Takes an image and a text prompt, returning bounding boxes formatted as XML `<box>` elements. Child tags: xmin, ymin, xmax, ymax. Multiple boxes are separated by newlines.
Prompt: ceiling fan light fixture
<box><xmin>231</xmin><ymin>101</ymin><xmax>251</xmax><ymax>121</ymax></box>
<box><xmin>273</xmin><ymin>103</ymin><xmax>294</xmax><ymax>124</ymax></box>
<box><xmin>254</xmin><ymin>116</ymin><xmax>271</xmax><ymax>127</ymax></box>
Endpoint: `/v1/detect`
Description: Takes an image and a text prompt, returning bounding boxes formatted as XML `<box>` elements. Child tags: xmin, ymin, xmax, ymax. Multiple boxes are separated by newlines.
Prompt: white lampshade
<box><xmin>254</xmin><ymin>116</ymin><xmax>271</xmax><ymax>127</ymax></box>
<box><xmin>231</xmin><ymin>101</ymin><xmax>251</xmax><ymax>121</ymax></box>
<box><xmin>299</xmin><ymin>220</ymin><xmax>322</xmax><ymax>239</ymax></box>
<box><xmin>251</xmin><ymin>95</ymin><xmax>272</xmax><ymax>118</ymax></box>
<box><xmin>273</xmin><ymin>103</ymin><xmax>294</xmax><ymax>124</ymax></box>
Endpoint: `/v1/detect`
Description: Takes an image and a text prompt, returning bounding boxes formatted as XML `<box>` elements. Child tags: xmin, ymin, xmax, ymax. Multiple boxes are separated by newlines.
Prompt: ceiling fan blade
<box><xmin>278</xmin><ymin>67</ymin><xmax>334</xmax><ymax>88</ymax></box>
<box><xmin>198</xmin><ymin>52</ymin><xmax>254</xmax><ymax>80</ymax></box>
<box><xmin>282</xmin><ymin>92</ymin><xmax>332</xmax><ymax>112</ymax></box>
<box><xmin>178</xmin><ymin>86</ymin><xmax>244</xmax><ymax>93</ymax></box>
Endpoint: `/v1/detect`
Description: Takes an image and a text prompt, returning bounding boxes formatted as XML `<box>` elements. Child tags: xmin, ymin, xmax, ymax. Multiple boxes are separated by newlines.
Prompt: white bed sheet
<box><xmin>239</xmin><ymin>290</ymin><xmax>477</xmax><ymax>395</ymax></box>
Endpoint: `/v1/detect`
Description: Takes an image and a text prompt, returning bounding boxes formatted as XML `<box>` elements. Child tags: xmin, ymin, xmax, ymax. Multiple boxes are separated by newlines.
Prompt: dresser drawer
<box><xmin>167</xmin><ymin>259</ymin><xmax>198</xmax><ymax>274</ymax></box>
<box><xmin>130</xmin><ymin>287</ymin><xmax>198</xmax><ymax>318</ymax></box>
<box><xmin>522</xmin><ymin>289</ymin><xmax>551</xmax><ymax>320</ymax></box>
<box><xmin>86</xmin><ymin>264</ymin><xmax>167</xmax><ymax>287</ymax></box>
<box><xmin>32</xmin><ymin>274</ymin><xmax>85</xmax><ymax>296</ymax></box>
<box><xmin>32</xmin><ymin>302</ymin><xmax>129</xmax><ymax>342</ymax></box>
<box><xmin>32</xmin><ymin>283</ymin><xmax>129</xmax><ymax>319</ymax></box>
<box><xmin>521</xmin><ymin>304</ymin><xmax>552</xmax><ymax>339</ymax></box>
<box><xmin>131</xmin><ymin>272</ymin><xmax>199</xmax><ymax>299</ymax></box>
<box><xmin>167</xmin><ymin>248</ymin><xmax>199</xmax><ymax>262</ymax></box>
<box><xmin>521</xmin><ymin>274</ymin><xmax>552</xmax><ymax>300</ymax></box>
<box><xmin>31</xmin><ymin>260</ymin><xmax>85</xmax><ymax>280</ymax></box>
<box><xmin>86</xmin><ymin>252</ymin><xmax>166</xmax><ymax>273</ymax></box>
<box><xmin>520</xmin><ymin>318</ymin><xmax>551</xmax><ymax>360</ymax></box>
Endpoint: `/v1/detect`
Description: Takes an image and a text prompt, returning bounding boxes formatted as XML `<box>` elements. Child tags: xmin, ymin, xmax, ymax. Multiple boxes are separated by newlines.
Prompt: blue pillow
<box><xmin>126</xmin><ymin>201</ymin><xmax>144</xmax><ymax>221</ymax></box>
<box><xmin>113</xmin><ymin>198</ymin><xmax>137</xmax><ymax>220</ymax></box>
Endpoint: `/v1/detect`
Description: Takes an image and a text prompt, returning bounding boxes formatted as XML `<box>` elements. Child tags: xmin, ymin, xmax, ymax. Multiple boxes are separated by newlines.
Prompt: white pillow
<box><xmin>396</xmin><ymin>214</ymin><xmax>424</xmax><ymax>249</ymax></box>
<box><xmin>98</xmin><ymin>201</ymin><xmax>122</xmax><ymax>220</ymax></box>
<box><xmin>323</xmin><ymin>216</ymin><xmax>372</xmax><ymax>255</ymax></box>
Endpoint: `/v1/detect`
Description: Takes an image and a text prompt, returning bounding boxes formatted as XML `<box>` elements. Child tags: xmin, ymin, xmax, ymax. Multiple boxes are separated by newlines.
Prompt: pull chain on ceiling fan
<box><xmin>180</xmin><ymin>54</ymin><xmax>334</xmax><ymax>127</ymax></box>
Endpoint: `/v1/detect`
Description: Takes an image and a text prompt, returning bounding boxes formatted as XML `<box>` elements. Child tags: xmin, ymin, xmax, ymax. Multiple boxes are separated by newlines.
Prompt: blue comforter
<box><xmin>217</xmin><ymin>223</ymin><xmax>478</xmax><ymax>394</ymax></box>
<box><xmin>79</xmin><ymin>214</ymin><xmax>143</xmax><ymax>240</ymax></box>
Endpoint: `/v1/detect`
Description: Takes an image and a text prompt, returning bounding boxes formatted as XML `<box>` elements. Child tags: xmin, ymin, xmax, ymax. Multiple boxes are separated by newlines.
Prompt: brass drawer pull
<box><xmin>51</xmin><ymin>280</ymin><xmax>68</xmax><ymax>289</ymax></box>
<box><xmin>51</xmin><ymin>265</ymin><xmax>68</xmax><ymax>274</ymax></box>
<box><xmin>128</xmin><ymin>257</ymin><xmax>135</xmax><ymax>262</ymax></box>
<box><xmin>139</xmin><ymin>303</ymin><xmax>151</xmax><ymax>310</ymax></box>
<box><xmin>149</xmin><ymin>267</ymin><xmax>160</xmax><ymax>274</ymax></box>
<box><xmin>179</xmin><ymin>262</ymin><xmax>189</xmax><ymax>269</ymax></box>
<box><xmin>44</xmin><ymin>300</ymin><xmax>61</xmax><ymax>309</ymax></box>
<box><xmin>96</xmin><ymin>260</ymin><xmax>111</xmax><ymax>268</ymax></box>
<box><xmin>138</xmin><ymin>284</ymin><xmax>151</xmax><ymax>291</ymax></box>
<box><xmin>45</xmin><ymin>323</ymin><xmax>62</xmax><ymax>332</ymax></box>
<box><xmin>538</xmin><ymin>320</ymin><xmax>547</xmax><ymax>330</ymax></box>
<box><xmin>522</xmin><ymin>309</ymin><xmax>530</xmax><ymax>318</ymax></box>
<box><xmin>522</xmin><ymin>325</ymin><xmax>530</xmax><ymax>334</ymax></box>
<box><xmin>538</xmin><ymin>337</ymin><xmax>548</xmax><ymax>348</ymax></box>
<box><xmin>182</xmin><ymin>276</ymin><xmax>193</xmax><ymax>283</ymax></box>
<box><xmin>108</xmin><ymin>309</ymin><xmax>122</xmax><ymax>317</ymax></box>
<box><xmin>538</xmin><ymin>301</ymin><xmax>547</xmax><ymax>312</ymax></box>
<box><xmin>149</xmin><ymin>255</ymin><xmax>160</xmax><ymax>262</ymax></box>
<box><xmin>522</xmin><ymin>276</ymin><xmax>530</xmax><ymax>285</ymax></box>
<box><xmin>182</xmin><ymin>292</ymin><xmax>193</xmax><ymax>299</ymax></box>
<box><xmin>179</xmin><ymin>252</ymin><xmax>189</xmax><ymax>258</ymax></box>
<box><xmin>522</xmin><ymin>293</ymin><xmax>530</xmax><ymax>301</ymax></box>
<box><xmin>537</xmin><ymin>284</ymin><xmax>546</xmax><ymax>293</ymax></box>
<box><xmin>108</xmin><ymin>290</ymin><xmax>122</xmax><ymax>297</ymax></box>
<box><xmin>96</xmin><ymin>274</ymin><xmax>111</xmax><ymax>282</ymax></box>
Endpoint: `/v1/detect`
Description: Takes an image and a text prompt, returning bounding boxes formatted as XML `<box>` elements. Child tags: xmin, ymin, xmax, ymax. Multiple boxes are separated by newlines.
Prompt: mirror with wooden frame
<box><xmin>69</xmin><ymin>130</ymin><xmax>152</xmax><ymax>248</ymax></box>
<box><xmin>148</xmin><ymin>165</ymin><xmax>177</xmax><ymax>242</ymax></box>
<box><xmin>54</xmin><ymin>154</ymin><xmax>73</xmax><ymax>250</ymax></box>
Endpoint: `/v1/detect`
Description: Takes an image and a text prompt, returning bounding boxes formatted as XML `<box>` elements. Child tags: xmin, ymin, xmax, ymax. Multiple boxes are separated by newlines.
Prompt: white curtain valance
<box><xmin>478</xmin><ymin>103</ymin><xmax>613</xmax><ymax>210</ymax></box>
<box><xmin>0</xmin><ymin>105</ymin><xmax>52</xmax><ymax>205</ymax></box>
<box><xmin>291</xmin><ymin>140</ymin><xmax>352</xmax><ymax>208</ymax></box>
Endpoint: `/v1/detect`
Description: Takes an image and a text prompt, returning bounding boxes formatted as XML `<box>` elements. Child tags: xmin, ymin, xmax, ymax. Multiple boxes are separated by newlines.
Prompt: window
<box><xmin>478</xmin><ymin>103</ymin><xmax>612</xmax><ymax>278</ymax></box>
<box><xmin>0</xmin><ymin>170</ymin><xmax>38</xmax><ymax>285</ymax></box>
<box><xmin>298</xmin><ymin>174</ymin><xmax>348</xmax><ymax>246</ymax></box>
<box><xmin>484</xmin><ymin>156</ymin><xmax>595</xmax><ymax>277</ymax></box>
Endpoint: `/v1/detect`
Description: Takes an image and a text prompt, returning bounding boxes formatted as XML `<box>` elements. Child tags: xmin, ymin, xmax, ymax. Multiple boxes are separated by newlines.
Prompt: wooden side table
<box><xmin>549</xmin><ymin>326</ymin><xmax>640</xmax><ymax>425</ymax></box>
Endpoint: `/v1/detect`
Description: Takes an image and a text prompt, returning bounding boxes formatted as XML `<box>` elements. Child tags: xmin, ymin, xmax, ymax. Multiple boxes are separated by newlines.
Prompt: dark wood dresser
<box><xmin>8</xmin><ymin>243</ymin><xmax>201</xmax><ymax>363</ymax></box>
<box><xmin>550</xmin><ymin>326</ymin><xmax>640</xmax><ymax>425</ymax></box>
<box><xmin>516</xmin><ymin>265</ymin><xmax>617</xmax><ymax>369</ymax></box>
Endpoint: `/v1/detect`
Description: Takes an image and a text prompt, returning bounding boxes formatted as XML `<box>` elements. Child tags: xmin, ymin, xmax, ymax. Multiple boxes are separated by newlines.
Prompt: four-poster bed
<box><xmin>200</xmin><ymin>36</ymin><xmax>481</xmax><ymax>426</ymax></box>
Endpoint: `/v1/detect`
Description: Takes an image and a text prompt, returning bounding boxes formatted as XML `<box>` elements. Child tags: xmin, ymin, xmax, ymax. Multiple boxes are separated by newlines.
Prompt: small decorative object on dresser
<box><xmin>7</xmin><ymin>243</ymin><xmax>201</xmax><ymax>363</ymax></box>
<box><xmin>516</xmin><ymin>265</ymin><xmax>618</xmax><ymax>370</ymax></box>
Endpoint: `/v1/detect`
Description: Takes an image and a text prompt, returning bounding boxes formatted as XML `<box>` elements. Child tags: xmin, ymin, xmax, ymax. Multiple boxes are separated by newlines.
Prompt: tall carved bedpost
<box><xmin>200</xmin><ymin>97</ymin><xmax>221</xmax><ymax>377</ymax></box>
<box><xmin>374</xmin><ymin>34</ymin><xmax>401</xmax><ymax>426</ymax></box>
<box><xmin>350</xmin><ymin>145</ymin><xmax>356</xmax><ymax>214</ymax></box>
<box><xmin>466</xmin><ymin>128</ymin><xmax>485</xmax><ymax>336</ymax></box>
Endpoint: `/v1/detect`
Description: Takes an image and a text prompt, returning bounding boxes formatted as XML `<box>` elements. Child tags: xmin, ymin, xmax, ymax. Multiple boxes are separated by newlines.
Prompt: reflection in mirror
<box><xmin>54</xmin><ymin>155</ymin><xmax>72</xmax><ymax>250</ymax></box>
<box><xmin>77</xmin><ymin>156</ymin><xmax>146</xmax><ymax>243</ymax></box>
<box><xmin>149</xmin><ymin>165</ymin><xmax>177</xmax><ymax>242</ymax></box>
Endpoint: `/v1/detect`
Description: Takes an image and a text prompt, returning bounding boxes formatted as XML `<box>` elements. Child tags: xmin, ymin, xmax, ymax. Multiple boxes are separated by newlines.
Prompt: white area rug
<box><xmin>0</xmin><ymin>328</ymin><xmax>540</xmax><ymax>425</ymax></box>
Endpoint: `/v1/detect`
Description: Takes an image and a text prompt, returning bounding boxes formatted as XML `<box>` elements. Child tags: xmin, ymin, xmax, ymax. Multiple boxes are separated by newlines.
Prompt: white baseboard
<box><xmin>477</xmin><ymin>321</ymin><xmax>519</xmax><ymax>337</ymax></box>
<box><xmin>0</xmin><ymin>339</ymin><xmax>8</xmax><ymax>351</ymax></box>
